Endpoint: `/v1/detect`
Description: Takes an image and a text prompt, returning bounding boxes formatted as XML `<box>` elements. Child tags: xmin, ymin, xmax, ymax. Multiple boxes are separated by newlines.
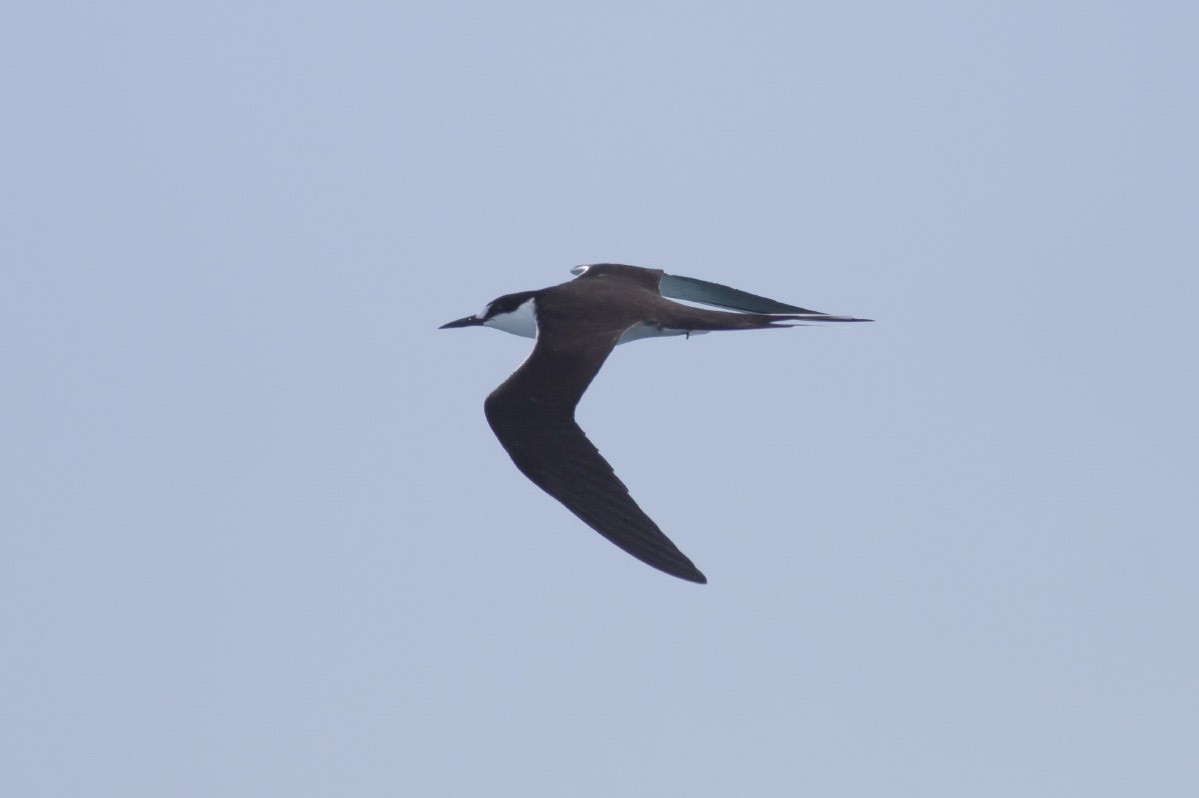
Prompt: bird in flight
<box><xmin>440</xmin><ymin>264</ymin><xmax>869</xmax><ymax>583</ymax></box>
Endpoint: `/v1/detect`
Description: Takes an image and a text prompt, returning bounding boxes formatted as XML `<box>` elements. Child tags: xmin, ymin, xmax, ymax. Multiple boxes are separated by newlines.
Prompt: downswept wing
<box><xmin>483</xmin><ymin>319</ymin><xmax>707</xmax><ymax>584</ymax></box>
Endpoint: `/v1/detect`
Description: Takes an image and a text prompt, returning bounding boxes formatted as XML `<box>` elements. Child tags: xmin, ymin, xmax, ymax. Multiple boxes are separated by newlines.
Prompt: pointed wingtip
<box><xmin>811</xmin><ymin>314</ymin><xmax>873</xmax><ymax>322</ymax></box>
<box><xmin>664</xmin><ymin>561</ymin><xmax>708</xmax><ymax>584</ymax></box>
<box><xmin>789</xmin><ymin>315</ymin><xmax>873</xmax><ymax>324</ymax></box>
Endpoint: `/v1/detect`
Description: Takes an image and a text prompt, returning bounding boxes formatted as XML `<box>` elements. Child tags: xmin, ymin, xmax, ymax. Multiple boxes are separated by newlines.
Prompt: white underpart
<box><xmin>483</xmin><ymin>297</ymin><xmax>538</xmax><ymax>339</ymax></box>
<box><xmin>616</xmin><ymin>325</ymin><xmax>710</xmax><ymax>344</ymax></box>
<box><xmin>480</xmin><ymin>293</ymin><xmax>715</xmax><ymax>345</ymax></box>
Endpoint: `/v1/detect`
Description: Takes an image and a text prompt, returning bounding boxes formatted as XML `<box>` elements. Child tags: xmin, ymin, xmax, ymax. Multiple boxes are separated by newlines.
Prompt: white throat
<box><xmin>483</xmin><ymin>297</ymin><xmax>538</xmax><ymax>339</ymax></box>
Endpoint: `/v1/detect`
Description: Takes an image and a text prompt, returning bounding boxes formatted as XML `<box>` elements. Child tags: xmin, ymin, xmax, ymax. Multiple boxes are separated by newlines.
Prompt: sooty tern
<box><xmin>441</xmin><ymin>263</ymin><xmax>869</xmax><ymax>583</ymax></box>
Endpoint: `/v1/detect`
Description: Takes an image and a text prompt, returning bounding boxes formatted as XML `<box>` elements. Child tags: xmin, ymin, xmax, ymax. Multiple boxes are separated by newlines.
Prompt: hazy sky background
<box><xmin>4</xmin><ymin>3</ymin><xmax>1197</xmax><ymax>795</ymax></box>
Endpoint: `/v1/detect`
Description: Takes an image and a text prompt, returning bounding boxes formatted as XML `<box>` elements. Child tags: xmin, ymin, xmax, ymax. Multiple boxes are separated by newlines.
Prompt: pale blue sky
<box><xmin>4</xmin><ymin>3</ymin><xmax>1197</xmax><ymax>796</ymax></box>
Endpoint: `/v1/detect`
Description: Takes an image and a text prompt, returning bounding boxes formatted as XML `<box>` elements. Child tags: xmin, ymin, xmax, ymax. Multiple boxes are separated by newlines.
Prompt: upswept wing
<box><xmin>659</xmin><ymin>272</ymin><xmax>868</xmax><ymax>322</ymax></box>
<box><xmin>659</xmin><ymin>272</ymin><xmax>821</xmax><ymax>313</ymax></box>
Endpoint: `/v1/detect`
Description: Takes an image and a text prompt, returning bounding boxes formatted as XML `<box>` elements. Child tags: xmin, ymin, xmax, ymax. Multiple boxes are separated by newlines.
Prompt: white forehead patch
<box><xmin>570</xmin><ymin>265</ymin><xmax>591</xmax><ymax>276</ymax></box>
<box><xmin>482</xmin><ymin>297</ymin><xmax>538</xmax><ymax>339</ymax></box>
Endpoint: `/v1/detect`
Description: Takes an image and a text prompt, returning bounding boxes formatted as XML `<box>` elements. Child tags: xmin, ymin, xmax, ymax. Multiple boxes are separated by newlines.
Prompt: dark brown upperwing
<box><xmin>483</xmin><ymin>310</ymin><xmax>707</xmax><ymax>583</ymax></box>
